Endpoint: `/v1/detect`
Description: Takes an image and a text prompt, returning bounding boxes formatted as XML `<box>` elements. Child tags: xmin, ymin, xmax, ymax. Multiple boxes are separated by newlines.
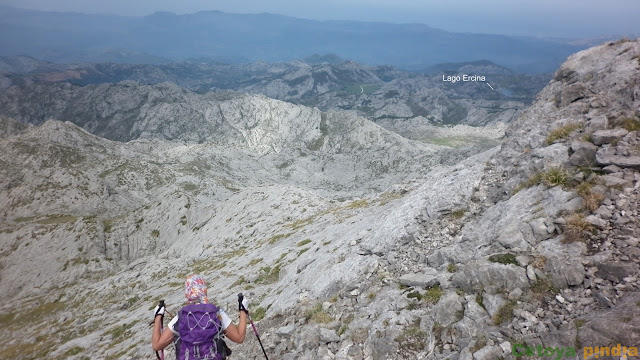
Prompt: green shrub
<box><xmin>424</xmin><ymin>285</ymin><xmax>443</xmax><ymax>305</ymax></box>
<box><xmin>151</xmin><ymin>229</ymin><xmax>160</xmax><ymax>237</ymax></box>
<box><xmin>488</xmin><ymin>253</ymin><xmax>518</xmax><ymax>265</ymax></box>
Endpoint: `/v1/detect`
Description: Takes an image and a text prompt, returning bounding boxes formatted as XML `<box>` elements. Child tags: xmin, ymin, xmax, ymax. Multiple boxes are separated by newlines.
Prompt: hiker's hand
<box><xmin>238</xmin><ymin>293</ymin><xmax>249</xmax><ymax>313</ymax></box>
<box><xmin>153</xmin><ymin>305</ymin><xmax>165</xmax><ymax>318</ymax></box>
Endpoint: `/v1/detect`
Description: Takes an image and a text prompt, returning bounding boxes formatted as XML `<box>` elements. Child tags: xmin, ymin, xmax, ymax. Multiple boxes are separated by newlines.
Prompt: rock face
<box><xmin>0</xmin><ymin>58</ymin><xmax>546</xmax><ymax>145</ymax></box>
<box><xmin>0</xmin><ymin>39</ymin><xmax>640</xmax><ymax>360</ymax></box>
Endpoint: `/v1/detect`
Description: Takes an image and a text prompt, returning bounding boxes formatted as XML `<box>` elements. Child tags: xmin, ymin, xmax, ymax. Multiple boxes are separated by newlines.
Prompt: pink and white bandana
<box><xmin>184</xmin><ymin>274</ymin><xmax>209</xmax><ymax>304</ymax></box>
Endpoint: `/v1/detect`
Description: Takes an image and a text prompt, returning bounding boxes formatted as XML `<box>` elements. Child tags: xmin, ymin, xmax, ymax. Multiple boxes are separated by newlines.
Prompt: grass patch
<box><xmin>62</xmin><ymin>346</ymin><xmax>85</xmax><ymax>357</ymax></box>
<box><xmin>151</xmin><ymin>229</ymin><xmax>160</xmax><ymax>237</ymax></box>
<box><xmin>395</xmin><ymin>318</ymin><xmax>427</xmax><ymax>352</ymax></box>
<box><xmin>447</xmin><ymin>263</ymin><xmax>458</xmax><ymax>273</ymax></box>
<box><xmin>377</xmin><ymin>190</ymin><xmax>407</xmax><ymax>206</ymax></box>
<box><xmin>255</xmin><ymin>264</ymin><xmax>282</xmax><ymax>284</ymax></box>
<box><xmin>615</xmin><ymin>116</ymin><xmax>640</xmax><ymax>132</ymax></box>
<box><xmin>575</xmin><ymin>181</ymin><xmax>604</xmax><ymax>212</ymax></box>
<box><xmin>285</xmin><ymin>217</ymin><xmax>314</xmax><ymax>231</ymax></box>
<box><xmin>513</xmin><ymin>172</ymin><xmax>544</xmax><ymax>194</ymax></box>
<box><xmin>562</xmin><ymin>214</ymin><xmax>596</xmax><ymax>243</ymax></box>
<box><xmin>476</xmin><ymin>293</ymin><xmax>485</xmax><ymax>309</ymax></box>
<box><xmin>531</xmin><ymin>278</ymin><xmax>558</xmax><ymax>296</ymax></box>
<box><xmin>61</xmin><ymin>257</ymin><xmax>90</xmax><ymax>271</ymax></box>
<box><xmin>105</xmin><ymin>321</ymin><xmax>135</xmax><ymax>345</ymax></box>
<box><xmin>344</xmin><ymin>199</ymin><xmax>369</xmax><ymax>209</ymax></box>
<box><xmin>231</xmin><ymin>276</ymin><xmax>246</xmax><ymax>287</ymax></box>
<box><xmin>297</xmin><ymin>239</ymin><xmax>312</xmax><ymax>247</ymax></box>
<box><xmin>488</xmin><ymin>253</ymin><xmax>518</xmax><ymax>265</ymax></box>
<box><xmin>0</xmin><ymin>312</ymin><xmax>15</xmax><ymax>325</ymax></box>
<box><xmin>545</xmin><ymin>122</ymin><xmax>581</xmax><ymax>145</ymax></box>
<box><xmin>406</xmin><ymin>291</ymin><xmax>423</xmax><ymax>301</ymax></box>
<box><xmin>267</xmin><ymin>232</ymin><xmax>294</xmax><ymax>245</ymax></box>
<box><xmin>304</xmin><ymin>303</ymin><xmax>332</xmax><ymax>323</ymax></box>
<box><xmin>252</xmin><ymin>306</ymin><xmax>266</xmax><ymax>321</ymax></box>
<box><xmin>451</xmin><ymin>209</ymin><xmax>465</xmax><ymax>219</ymax></box>
<box><xmin>492</xmin><ymin>300</ymin><xmax>517</xmax><ymax>325</ymax></box>
<box><xmin>297</xmin><ymin>248</ymin><xmax>310</xmax><ymax>256</ymax></box>
<box><xmin>424</xmin><ymin>285</ymin><xmax>443</xmax><ymax>305</ymax></box>
<box><xmin>221</xmin><ymin>247</ymin><xmax>248</xmax><ymax>261</ymax></box>
<box><xmin>37</xmin><ymin>215</ymin><xmax>77</xmax><ymax>225</ymax></box>
<box><xmin>339</xmin><ymin>314</ymin><xmax>355</xmax><ymax>335</ymax></box>
<box><xmin>513</xmin><ymin>166</ymin><xmax>569</xmax><ymax>194</ymax></box>
<box><xmin>541</xmin><ymin>166</ymin><xmax>569</xmax><ymax>187</ymax></box>
<box><xmin>248</xmin><ymin>258</ymin><xmax>263</xmax><ymax>266</ymax></box>
<box><xmin>102</xmin><ymin>219</ymin><xmax>114</xmax><ymax>233</ymax></box>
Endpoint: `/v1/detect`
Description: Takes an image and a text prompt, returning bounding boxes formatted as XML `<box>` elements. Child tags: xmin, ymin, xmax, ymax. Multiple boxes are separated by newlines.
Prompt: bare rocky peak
<box><xmin>0</xmin><ymin>115</ymin><xmax>29</xmax><ymax>138</ymax></box>
<box><xmin>1</xmin><ymin>39</ymin><xmax>639</xmax><ymax>359</ymax></box>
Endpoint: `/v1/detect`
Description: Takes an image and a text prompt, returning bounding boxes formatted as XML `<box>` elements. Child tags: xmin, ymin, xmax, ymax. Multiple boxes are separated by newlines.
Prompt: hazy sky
<box><xmin>1</xmin><ymin>0</ymin><xmax>639</xmax><ymax>38</ymax></box>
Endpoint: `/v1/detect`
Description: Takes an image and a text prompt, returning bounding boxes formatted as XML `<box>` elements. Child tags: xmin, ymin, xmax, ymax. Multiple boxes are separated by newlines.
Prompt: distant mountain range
<box><xmin>0</xmin><ymin>5</ymin><xmax>600</xmax><ymax>73</ymax></box>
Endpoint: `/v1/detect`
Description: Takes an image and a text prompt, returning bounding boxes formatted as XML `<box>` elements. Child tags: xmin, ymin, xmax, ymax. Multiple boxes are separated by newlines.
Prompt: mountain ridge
<box><xmin>0</xmin><ymin>5</ymin><xmax>585</xmax><ymax>72</ymax></box>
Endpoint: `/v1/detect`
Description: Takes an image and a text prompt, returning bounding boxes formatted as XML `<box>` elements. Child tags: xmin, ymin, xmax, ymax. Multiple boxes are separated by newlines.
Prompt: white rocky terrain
<box><xmin>0</xmin><ymin>38</ymin><xmax>639</xmax><ymax>360</ymax></box>
<box><xmin>0</xmin><ymin>57</ymin><xmax>548</xmax><ymax>148</ymax></box>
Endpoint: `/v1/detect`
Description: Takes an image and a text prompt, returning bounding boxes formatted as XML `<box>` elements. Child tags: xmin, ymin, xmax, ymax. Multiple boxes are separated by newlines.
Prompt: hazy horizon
<box><xmin>1</xmin><ymin>0</ymin><xmax>639</xmax><ymax>38</ymax></box>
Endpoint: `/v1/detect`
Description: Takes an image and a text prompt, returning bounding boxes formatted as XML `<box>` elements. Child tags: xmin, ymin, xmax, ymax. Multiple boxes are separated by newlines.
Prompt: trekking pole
<box><xmin>238</xmin><ymin>293</ymin><xmax>269</xmax><ymax>360</ymax></box>
<box><xmin>155</xmin><ymin>300</ymin><xmax>165</xmax><ymax>360</ymax></box>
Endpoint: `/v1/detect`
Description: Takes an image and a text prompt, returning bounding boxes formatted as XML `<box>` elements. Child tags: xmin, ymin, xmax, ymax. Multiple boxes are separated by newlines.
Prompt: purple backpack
<box><xmin>177</xmin><ymin>303</ymin><xmax>224</xmax><ymax>360</ymax></box>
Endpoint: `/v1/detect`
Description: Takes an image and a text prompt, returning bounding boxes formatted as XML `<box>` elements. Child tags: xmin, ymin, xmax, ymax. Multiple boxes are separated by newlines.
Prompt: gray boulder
<box><xmin>532</xmin><ymin>143</ymin><xmax>570</xmax><ymax>164</ymax></box>
<box><xmin>473</xmin><ymin>345</ymin><xmax>504</xmax><ymax>360</ymax></box>
<box><xmin>432</xmin><ymin>292</ymin><xmax>464</xmax><ymax>326</ymax></box>
<box><xmin>318</xmin><ymin>328</ymin><xmax>340</xmax><ymax>343</ymax></box>
<box><xmin>591</xmin><ymin>128</ymin><xmax>629</xmax><ymax>145</ymax></box>
<box><xmin>596</xmin><ymin>263</ymin><xmax>640</xmax><ymax>282</ymax></box>
<box><xmin>596</xmin><ymin>147</ymin><xmax>640</xmax><ymax>169</ymax></box>
<box><xmin>482</xmin><ymin>293</ymin><xmax>507</xmax><ymax>319</ymax></box>
<box><xmin>569</xmin><ymin>141</ymin><xmax>597</xmax><ymax>166</ymax></box>
<box><xmin>452</xmin><ymin>261</ymin><xmax>529</xmax><ymax>294</ymax></box>
<box><xmin>537</xmin><ymin>239</ymin><xmax>586</xmax><ymax>289</ymax></box>
<box><xmin>463</xmin><ymin>295</ymin><xmax>490</xmax><ymax>322</ymax></box>
<box><xmin>398</xmin><ymin>268</ymin><xmax>440</xmax><ymax>288</ymax></box>
<box><xmin>587</xmin><ymin>115</ymin><xmax>608</xmax><ymax>131</ymax></box>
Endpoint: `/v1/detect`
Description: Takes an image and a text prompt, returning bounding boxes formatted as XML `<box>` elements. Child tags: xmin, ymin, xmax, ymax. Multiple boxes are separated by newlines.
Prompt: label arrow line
<box><xmin>486</xmin><ymin>83</ymin><xmax>495</xmax><ymax>91</ymax></box>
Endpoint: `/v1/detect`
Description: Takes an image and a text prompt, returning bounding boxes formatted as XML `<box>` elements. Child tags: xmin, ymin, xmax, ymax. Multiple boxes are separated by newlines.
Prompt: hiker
<box><xmin>151</xmin><ymin>274</ymin><xmax>248</xmax><ymax>359</ymax></box>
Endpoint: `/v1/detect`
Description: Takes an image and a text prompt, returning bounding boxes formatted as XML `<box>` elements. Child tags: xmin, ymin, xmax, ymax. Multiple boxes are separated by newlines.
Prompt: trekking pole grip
<box><xmin>238</xmin><ymin>293</ymin><xmax>248</xmax><ymax>313</ymax></box>
<box><xmin>155</xmin><ymin>300</ymin><xmax>166</xmax><ymax>317</ymax></box>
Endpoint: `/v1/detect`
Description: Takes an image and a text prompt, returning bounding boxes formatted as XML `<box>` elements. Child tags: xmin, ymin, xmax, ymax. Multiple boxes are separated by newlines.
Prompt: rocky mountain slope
<box><xmin>0</xmin><ymin>58</ymin><xmax>548</xmax><ymax>149</ymax></box>
<box><xmin>1</xmin><ymin>38</ymin><xmax>639</xmax><ymax>360</ymax></box>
